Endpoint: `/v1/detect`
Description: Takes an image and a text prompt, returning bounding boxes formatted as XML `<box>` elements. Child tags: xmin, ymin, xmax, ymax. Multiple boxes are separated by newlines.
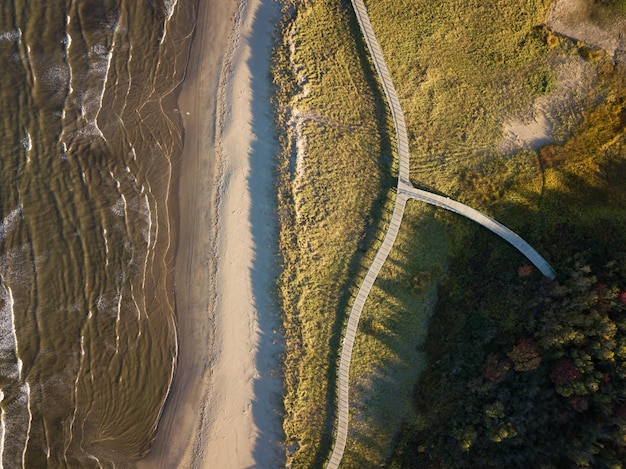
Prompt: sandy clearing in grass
<box><xmin>545</xmin><ymin>0</ymin><xmax>626</xmax><ymax>60</ymax></box>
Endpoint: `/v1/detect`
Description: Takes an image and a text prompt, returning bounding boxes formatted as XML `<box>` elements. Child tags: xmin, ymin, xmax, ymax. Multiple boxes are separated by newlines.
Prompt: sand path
<box><xmin>138</xmin><ymin>0</ymin><xmax>283</xmax><ymax>467</ymax></box>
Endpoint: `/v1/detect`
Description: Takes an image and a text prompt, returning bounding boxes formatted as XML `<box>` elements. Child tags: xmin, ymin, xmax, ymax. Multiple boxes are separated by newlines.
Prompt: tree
<box><xmin>507</xmin><ymin>338</ymin><xmax>541</xmax><ymax>372</ymax></box>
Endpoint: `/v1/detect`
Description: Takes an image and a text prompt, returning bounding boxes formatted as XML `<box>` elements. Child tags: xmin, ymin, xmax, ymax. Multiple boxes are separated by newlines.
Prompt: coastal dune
<box><xmin>138</xmin><ymin>0</ymin><xmax>283</xmax><ymax>467</ymax></box>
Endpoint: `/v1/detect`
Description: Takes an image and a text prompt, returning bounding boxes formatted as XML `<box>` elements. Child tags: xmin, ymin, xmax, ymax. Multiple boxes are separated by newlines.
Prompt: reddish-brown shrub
<box><xmin>550</xmin><ymin>357</ymin><xmax>581</xmax><ymax>386</ymax></box>
<box><xmin>483</xmin><ymin>354</ymin><xmax>510</xmax><ymax>383</ymax></box>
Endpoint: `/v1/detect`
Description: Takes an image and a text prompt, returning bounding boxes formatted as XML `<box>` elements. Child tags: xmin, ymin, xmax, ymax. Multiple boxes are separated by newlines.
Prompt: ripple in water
<box><xmin>0</xmin><ymin>0</ymin><xmax>194</xmax><ymax>466</ymax></box>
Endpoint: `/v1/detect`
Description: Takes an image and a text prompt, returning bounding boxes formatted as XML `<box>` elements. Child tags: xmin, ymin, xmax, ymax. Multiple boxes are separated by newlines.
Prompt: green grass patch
<box><xmin>273</xmin><ymin>1</ymin><xmax>396</xmax><ymax>466</ymax></box>
<box><xmin>364</xmin><ymin>0</ymin><xmax>553</xmax><ymax>195</ymax></box>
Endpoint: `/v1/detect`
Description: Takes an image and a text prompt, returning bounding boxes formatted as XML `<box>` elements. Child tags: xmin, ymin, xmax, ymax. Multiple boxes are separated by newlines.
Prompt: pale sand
<box><xmin>545</xmin><ymin>0</ymin><xmax>626</xmax><ymax>59</ymax></box>
<box><xmin>138</xmin><ymin>0</ymin><xmax>283</xmax><ymax>467</ymax></box>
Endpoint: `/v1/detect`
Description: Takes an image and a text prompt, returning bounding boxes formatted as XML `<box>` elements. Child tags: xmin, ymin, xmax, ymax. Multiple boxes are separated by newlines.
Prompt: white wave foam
<box><xmin>1</xmin><ymin>384</ymin><xmax>32</xmax><ymax>468</ymax></box>
<box><xmin>109</xmin><ymin>196</ymin><xmax>126</xmax><ymax>217</ymax></box>
<box><xmin>0</xmin><ymin>205</ymin><xmax>22</xmax><ymax>243</ymax></box>
<box><xmin>86</xmin><ymin>453</ymin><xmax>103</xmax><ymax>468</ymax></box>
<box><xmin>140</xmin><ymin>193</ymin><xmax>152</xmax><ymax>246</ymax></box>
<box><xmin>128</xmin><ymin>285</ymin><xmax>142</xmax><ymax>339</ymax></box>
<box><xmin>95</xmin><ymin>290</ymin><xmax>122</xmax><ymax>352</ymax></box>
<box><xmin>160</xmin><ymin>0</ymin><xmax>178</xmax><ymax>43</ymax></box>
<box><xmin>7</xmin><ymin>286</ymin><xmax>22</xmax><ymax>382</ymax></box>
<box><xmin>22</xmin><ymin>132</ymin><xmax>31</xmax><ymax>152</ymax></box>
<box><xmin>93</xmin><ymin>47</ymin><xmax>113</xmax><ymax>140</ymax></box>
<box><xmin>0</xmin><ymin>283</ymin><xmax>19</xmax><ymax>383</ymax></box>
<box><xmin>0</xmin><ymin>28</ymin><xmax>20</xmax><ymax>44</ymax></box>
<box><xmin>42</xmin><ymin>66</ymin><xmax>69</xmax><ymax>90</ymax></box>
<box><xmin>95</xmin><ymin>295</ymin><xmax>108</xmax><ymax>313</ymax></box>
<box><xmin>110</xmin><ymin>197</ymin><xmax>124</xmax><ymax>217</ymax></box>
<box><xmin>64</xmin><ymin>15</ymin><xmax>72</xmax><ymax>46</ymax></box>
<box><xmin>0</xmin><ymin>245</ymin><xmax>34</xmax><ymax>290</ymax></box>
<box><xmin>164</xmin><ymin>0</ymin><xmax>177</xmax><ymax>21</ymax></box>
<box><xmin>118</xmin><ymin>24</ymin><xmax>133</xmax><ymax>118</ymax></box>
<box><xmin>24</xmin><ymin>44</ymin><xmax>37</xmax><ymax>86</ymax></box>
<box><xmin>62</xmin><ymin>36</ymin><xmax>114</xmax><ymax>143</ymax></box>
<box><xmin>139</xmin><ymin>193</ymin><xmax>152</xmax><ymax>297</ymax></box>
<box><xmin>109</xmin><ymin>171</ymin><xmax>121</xmax><ymax>189</ymax></box>
<box><xmin>111</xmin><ymin>188</ymin><xmax>153</xmax><ymax>250</ymax></box>
<box><xmin>102</xmin><ymin>227</ymin><xmax>109</xmax><ymax>266</ymax></box>
<box><xmin>65</xmin><ymin>15</ymin><xmax>74</xmax><ymax>97</ymax></box>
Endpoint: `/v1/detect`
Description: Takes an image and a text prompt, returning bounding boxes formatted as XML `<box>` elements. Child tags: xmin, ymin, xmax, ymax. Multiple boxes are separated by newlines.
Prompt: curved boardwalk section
<box><xmin>325</xmin><ymin>0</ymin><xmax>412</xmax><ymax>466</ymax></box>
<box><xmin>326</xmin><ymin>0</ymin><xmax>556</xmax><ymax>467</ymax></box>
<box><xmin>326</xmin><ymin>193</ymin><xmax>407</xmax><ymax>469</ymax></box>
<box><xmin>399</xmin><ymin>185</ymin><xmax>557</xmax><ymax>279</ymax></box>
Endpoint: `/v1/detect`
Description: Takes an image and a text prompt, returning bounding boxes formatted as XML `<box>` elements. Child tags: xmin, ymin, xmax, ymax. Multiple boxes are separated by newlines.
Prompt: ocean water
<box><xmin>0</xmin><ymin>0</ymin><xmax>194</xmax><ymax>466</ymax></box>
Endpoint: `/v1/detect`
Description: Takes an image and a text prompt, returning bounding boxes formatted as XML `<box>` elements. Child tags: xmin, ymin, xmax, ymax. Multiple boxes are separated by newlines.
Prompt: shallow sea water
<box><xmin>0</xmin><ymin>0</ymin><xmax>194</xmax><ymax>466</ymax></box>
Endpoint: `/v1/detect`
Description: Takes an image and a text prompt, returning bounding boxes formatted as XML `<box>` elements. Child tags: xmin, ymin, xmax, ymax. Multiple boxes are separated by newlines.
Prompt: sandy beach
<box><xmin>138</xmin><ymin>0</ymin><xmax>283</xmax><ymax>467</ymax></box>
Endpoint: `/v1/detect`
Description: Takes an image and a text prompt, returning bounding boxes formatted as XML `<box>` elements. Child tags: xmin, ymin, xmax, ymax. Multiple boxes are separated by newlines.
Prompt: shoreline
<box><xmin>138</xmin><ymin>0</ymin><xmax>283</xmax><ymax>467</ymax></box>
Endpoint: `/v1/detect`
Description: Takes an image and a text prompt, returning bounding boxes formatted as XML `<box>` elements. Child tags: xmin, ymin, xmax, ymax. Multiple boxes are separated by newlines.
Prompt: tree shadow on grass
<box><xmin>390</xmin><ymin>164</ymin><xmax>626</xmax><ymax>466</ymax></box>
<box><xmin>340</xmin><ymin>206</ymin><xmax>448</xmax><ymax>465</ymax></box>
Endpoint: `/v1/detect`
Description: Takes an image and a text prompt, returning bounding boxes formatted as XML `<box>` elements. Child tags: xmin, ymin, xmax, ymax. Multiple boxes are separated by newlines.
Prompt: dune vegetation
<box><xmin>272</xmin><ymin>0</ymin><xmax>626</xmax><ymax>466</ymax></box>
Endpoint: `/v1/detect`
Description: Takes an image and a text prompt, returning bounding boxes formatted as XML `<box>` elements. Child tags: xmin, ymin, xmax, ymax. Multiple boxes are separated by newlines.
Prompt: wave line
<box><xmin>21</xmin><ymin>383</ymin><xmax>32</xmax><ymax>468</ymax></box>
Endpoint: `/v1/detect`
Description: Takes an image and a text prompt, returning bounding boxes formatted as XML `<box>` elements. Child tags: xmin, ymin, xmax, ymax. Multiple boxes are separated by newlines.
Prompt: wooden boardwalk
<box><xmin>325</xmin><ymin>0</ymin><xmax>556</xmax><ymax>467</ymax></box>
<box><xmin>399</xmin><ymin>185</ymin><xmax>557</xmax><ymax>279</ymax></box>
